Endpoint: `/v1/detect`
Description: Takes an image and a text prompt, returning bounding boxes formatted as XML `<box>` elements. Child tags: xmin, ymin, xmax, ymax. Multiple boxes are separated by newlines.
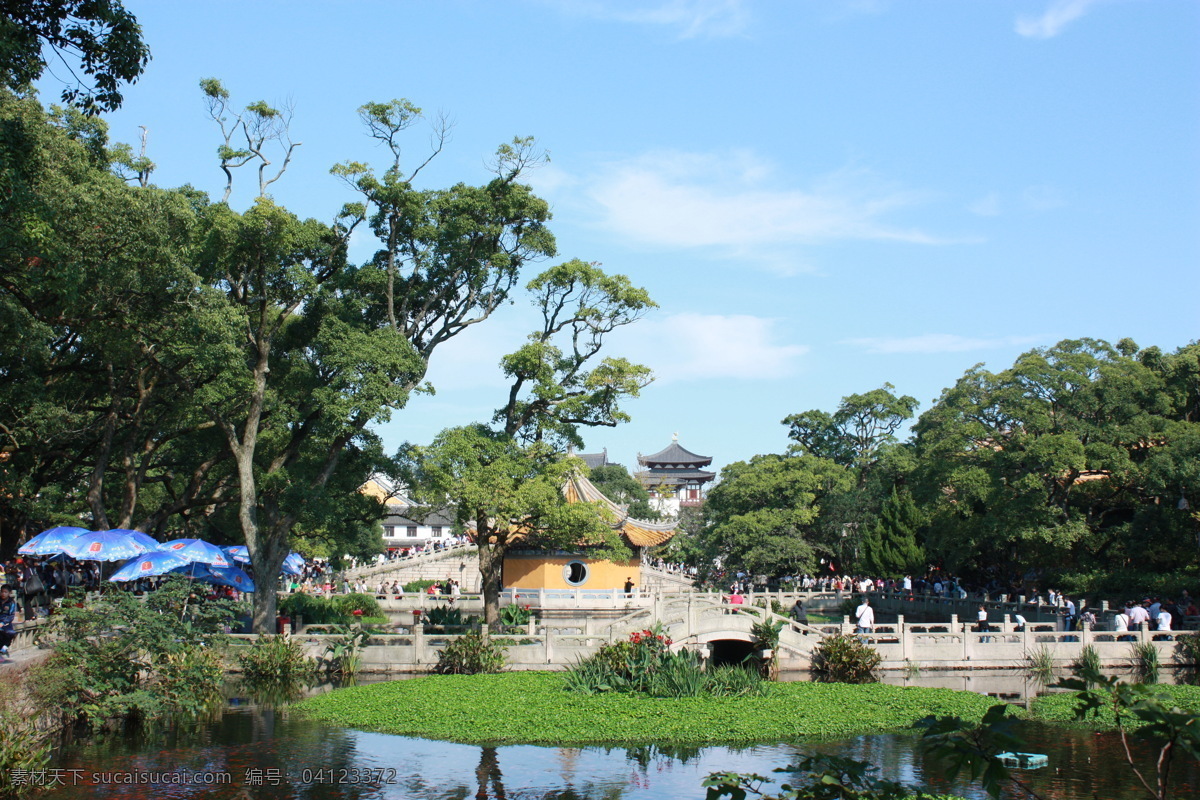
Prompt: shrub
<box><xmin>1071</xmin><ymin>645</ymin><xmax>1102</xmax><ymax>687</ymax></box>
<box><xmin>812</xmin><ymin>634</ymin><xmax>881</xmax><ymax>683</ymax></box>
<box><xmin>500</xmin><ymin>603</ymin><xmax>533</xmax><ymax>629</ymax></box>
<box><xmin>1175</xmin><ymin>634</ymin><xmax>1200</xmax><ymax>683</ymax></box>
<box><xmin>36</xmin><ymin>578</ymin><xmax>241</xmax><ymax>730</ymax></box>
<box><xmin>1131</xmin><ymin>641</ymin><xmax>1160</xmax><ymax>684</ymax></box>
<box><xmin>320</xmin><ymin>625</ymin><xmax>370</xmax><ymax>677</ymax></box>
<box><xmin>237</xmin><ymin>635</ymin><xmax>317</xmax><ymax>683</ymax></box>
<box><xmin>278</xmin><ymin>593</ymin><xmax>383</xmax><ymax>625</ymax></box>
<box><xmin>330</xmin><ymin>593</ymin><xmax>383</xmax><ymax>618</ymax></box>
<box><xmin>704</xmin><ymin>664</ymin><xmax>767</xmax><ymax>698</ymax></box>
<box><xmin>750</xmin><ymin>617</ymin><xmax>785</xmax><ymax>679</ymax></box>
<box><xmin>0</xmin><ymin>672</ymin><xmax>53</xmax><ymax>795</ymax></box>
<box><xmin>1025</xmin><ymin>646</ymin><xmax>1056</xmax><ymax>688</ymax></box>
<box><xmin>434</xmin><ymin>631</ymin><xmax>507</xmax><ymax>675</ymax></box>
<box><xmin>424</xmin><ymin>605</ymin><xmax>466</xmax><ymax>630</ymax></box>
<box><xmin>403</xmin><ymin>579</ymin><xmax>437</xmax><ymax>593</ymax></box>
<box><xmin>648</xmin><ymin>650</ymin><xmax>706</xmax><ymax>698</ymax></box>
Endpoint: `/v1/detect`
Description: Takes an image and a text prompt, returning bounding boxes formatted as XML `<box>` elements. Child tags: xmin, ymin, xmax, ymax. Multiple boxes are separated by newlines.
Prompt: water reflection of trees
<box><xmin>396</xmin><ymin>746</ymin><xmax>629</xmax><ymax>800</ymax></box>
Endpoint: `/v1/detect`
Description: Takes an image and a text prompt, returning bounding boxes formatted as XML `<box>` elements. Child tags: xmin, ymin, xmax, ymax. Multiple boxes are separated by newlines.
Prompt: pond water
<box><xmin>35</xmin><ymin>684</ymin><xmax>1197</xmax><ymax>800</ymax></box>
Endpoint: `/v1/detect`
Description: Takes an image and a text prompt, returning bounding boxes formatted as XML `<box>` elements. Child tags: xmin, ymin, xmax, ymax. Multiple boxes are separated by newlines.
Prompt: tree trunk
<box><xmin>250</xmin><ymin>540</ymin><xmax>287</xmax><ymax>633</ymax></box>
<box><xmin>478</xmin><ymin>540</ymin><xmax>503</xmax><ymax>632</ymax></box>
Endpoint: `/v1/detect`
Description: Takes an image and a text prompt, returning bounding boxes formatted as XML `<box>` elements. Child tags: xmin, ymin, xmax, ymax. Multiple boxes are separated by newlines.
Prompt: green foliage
<box><xmin>812</xmin><ymin>635</ymin><xmax>882</xmax><ymax>684</ymax></box>
<box><xmin>403</xmin><ymin>579</ymin><xmax>437</xmax><ymax>593</ymax></box>
<box><xmin>0</xmin><ymin>0</ymin><xmax>150</xmax><ymax>114</ymax></box>
<box><xmin>913</xmin><ymin>339</ymin><xmax>1200</xmax><ymax>581</ymax></box>
<box><xmin>1030</xmin><ymin>683</ymin><xmax>1200</xmax><ymax>728</ymax></box>
<box><xmin>704</xmin><ymin>665</ymin><xmax>768</xmax><ymax>698</ymax></box>
<box><xmin>918</xmin><ymin>704</ymin><xmax>1030</xmax><ymax>800</ymax></box>
<box><xmin>34</xmin><ymin>579</ymin><xmax>240</xmax><ymax>730</ymax></box>
<box><xmin>320</xmin><ymin>624</ymin><xmax>370</xmax><ymax>676</ymax></box>
<box><xmin>588</xmin><ymin>463</ymin><xmax>659</xmax><ymax>520</ymax></box>
<box><xmin>784</xmin><ymin>383</ymin><xmax>919</xmax><ymax>470</ymax></box>
<box><xmin>1175</xmin><ymin>635</ymin><xmax>1200</xmax><ymax>683</ymax></box>
<box><xmin>565</xmin><ymin>627</ymin><xmax>768</xmax><ymax>699</ymax></box>
<box><xmin>1131</xmin><ymin>641</ymin><xmax>1162</xmax><ymax>684</ymax></box>
<box><xmin>0</xmin><ymin>676</ymin><xmax>53</xmax><ymax>797</ymax></box>
<box><xmin>236</xmin><ymin>635</ymin><xmax>317</xmax><ymax>684</ymax></box>
<box><xmin>434</xmin><ymin>631</ymin><xmax>508</xmax><ymax>675</ymax></box>
<box><xmin>296</xmin><ymin>672</ymin><xmax>1001</xmax><ymax>745</ymax></box>
<box><xmin>278</xmin><ymin>592</ymin><xmax>382</xmax><ymax>625</ymax></box>
<box><xmin>424</xmin><ymin>605</ymin><xmax>479</xmax><ymax>632</ymax></box>
<box><xmin>1025</xmin><ymin>646</ymin><xmax>1056</xmax><ymax>687</ymax></box>
<box><xmin>700</xmin><ymin>453</ymin><xmax>854</xmax><ymax>579</ymax></box>
<box><xmin>1071</xmin><ymin>644</ymin><xmax>1102</xmax><ymax>687</ymax></box>
<box><xmin>859</xmin><ymin>486</ymin><xmax>925</xmax><ymax>578</ymax></box>
<box><xmin>499</xmin><ymin>603</ymin><xmax>533</xmax><ymax>630</ymax></box>
<box><xmin>1046</xmin><ymin>668</ymin><xmax>1200</xmax><ymax>800</ymax></box>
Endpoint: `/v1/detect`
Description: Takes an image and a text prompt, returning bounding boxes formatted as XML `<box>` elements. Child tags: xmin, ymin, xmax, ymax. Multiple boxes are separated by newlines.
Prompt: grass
<box><xmin>295</xmin><ymin>671</ymin><xmax>1003</xmax><ymax>746</ymax></box>
<box><xmin>1030</xmin><ymin>683</ymin><xmax>1200</xmax><ymax>729</ymax></box>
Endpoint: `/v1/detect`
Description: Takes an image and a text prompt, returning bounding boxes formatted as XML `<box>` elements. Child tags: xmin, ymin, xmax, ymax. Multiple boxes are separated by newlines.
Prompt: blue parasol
<box><xmin>64</xmin><ymin>530</ymin><xmax>156</xmax><ymax>562</ymax></box>
<box><xmin>161</xmin><ymin>538</ymin><xmax>231</xmax><ymax>568</ymax></box>
<box><xmin>222</xmin><ymin>545</ymin><xmax>249</xmax><ymax>564</ymax></box>
<box><xmin>221</xmin><ymin>546</ymin><xmax>303</xmax><ymax>576</ymax></box>
<box><xmin>108</xmin><ymin>550</ymin><xmax>192</xmax><ymax>582</ymax></box>
<box><xmin>173</xmin><ymin>562</ymin><xmax>256</xmax><ymax>593</ymax></box>
<box><xmin>105</xmin><ymin>529</ymin><xmax>161</xmax><ymax>552</ymax></box>
<box><xmin>18</xmin><ymin>526</ymin><xmax>90</xmax><ymax>556</ymax></box>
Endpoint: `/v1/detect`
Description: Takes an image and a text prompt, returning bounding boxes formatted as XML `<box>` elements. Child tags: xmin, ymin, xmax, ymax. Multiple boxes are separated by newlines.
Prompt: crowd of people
<box><xmin>706</xmin><ymin>567</ymin><xmax>1199</xmax><ymax>634</ymax></box>
<box><xmin>0</xmin><ymin>556</ymin><xmax>102</xmax><ymax>620</ymax></box>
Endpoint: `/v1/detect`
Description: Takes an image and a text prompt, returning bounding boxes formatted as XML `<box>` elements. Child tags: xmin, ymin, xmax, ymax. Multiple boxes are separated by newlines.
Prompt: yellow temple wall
<box><xmin>503</xmin><ymin>554</ymin><xmax>640</xmax><ymax>590</ymax></box>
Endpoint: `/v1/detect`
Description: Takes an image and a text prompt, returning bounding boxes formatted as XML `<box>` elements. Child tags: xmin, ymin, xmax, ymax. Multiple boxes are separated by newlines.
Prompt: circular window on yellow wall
<box><xmin>563</xmin><ymin>560</ymin><xmax>589</xmax><ymax>586</ymax></box>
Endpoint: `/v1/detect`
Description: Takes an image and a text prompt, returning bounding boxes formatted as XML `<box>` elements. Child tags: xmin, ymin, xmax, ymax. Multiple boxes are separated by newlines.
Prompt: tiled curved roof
<box><xmin>638</xmin><ymin>441</ymin><xmax>712</xmax><ymax>467</ymax></box>
<box><xmin>467</xmin><ymin>472</ymin><xmax>680</xmax><ymax>548</ymax></box>
<box><xmin>562</xmin><ymin>473</ymin><xmax>679</xmax><ymax>547</ymax></box>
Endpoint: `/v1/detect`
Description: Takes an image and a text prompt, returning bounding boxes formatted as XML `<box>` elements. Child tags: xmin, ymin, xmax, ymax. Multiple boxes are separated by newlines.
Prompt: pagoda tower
<box><xmin>635</xmin><ymin>434</ymin><xmax>715</xmax><ymax>517</ymax></box>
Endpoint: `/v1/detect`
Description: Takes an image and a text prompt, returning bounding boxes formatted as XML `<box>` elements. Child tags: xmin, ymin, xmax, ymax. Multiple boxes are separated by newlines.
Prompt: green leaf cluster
<box><xmin>33</xmin><ymin>578</ymin><xmax>241</xmax><ymax>730</ymax></box>
<box><xmin>296</xmin><ymin>672</ymin><xmax>1000</xmax><ymax>745</ymax></box>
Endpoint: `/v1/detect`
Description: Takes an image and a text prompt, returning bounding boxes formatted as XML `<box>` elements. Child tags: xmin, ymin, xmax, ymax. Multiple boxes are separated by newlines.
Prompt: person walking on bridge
<box><xmin>855</xmin><ymin>597</ymin><xmax>874</xmax><ymax>635</ymax></box>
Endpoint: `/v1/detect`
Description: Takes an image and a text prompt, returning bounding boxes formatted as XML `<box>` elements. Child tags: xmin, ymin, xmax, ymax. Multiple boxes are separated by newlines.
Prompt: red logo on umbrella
<box><xmin>171</xmin><ymin>543</ymin><xmax>185</xmax><ymax>550</ymax></box>
<box><xmin>140</xmin><ymin>560</ymin><xmax>153</xmax><ymax>571</ymax></box>
<box><xmin>88</xmin><ymin>542</ymin><xmax>102</xmax><ymax>553</ymax></box>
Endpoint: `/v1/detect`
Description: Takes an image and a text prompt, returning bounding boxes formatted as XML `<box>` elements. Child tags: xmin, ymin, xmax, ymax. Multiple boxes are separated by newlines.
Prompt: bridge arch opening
<box><xmin>708</xmin><ymin>639</ymin><xmax>755</xmax><ymax>667</ymax></box>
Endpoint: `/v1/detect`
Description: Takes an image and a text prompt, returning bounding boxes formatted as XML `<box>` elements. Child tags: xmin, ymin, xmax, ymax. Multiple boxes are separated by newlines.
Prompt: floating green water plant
<box><xmin>295</xmin><ymin>672</ymin><xmax>1002</xmax><ymax>745</ymax></box>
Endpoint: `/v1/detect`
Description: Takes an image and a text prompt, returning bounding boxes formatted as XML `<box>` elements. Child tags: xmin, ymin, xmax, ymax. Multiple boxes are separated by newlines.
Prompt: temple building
<box><xmin>500</xmin><ymin>472</ymin><xmax>680</xmax><ymax>591</ymax></box>
<box><xmin>635</xmin><ymin>436</ymin><xmax>715</xmax><ymax>517</ymax></box>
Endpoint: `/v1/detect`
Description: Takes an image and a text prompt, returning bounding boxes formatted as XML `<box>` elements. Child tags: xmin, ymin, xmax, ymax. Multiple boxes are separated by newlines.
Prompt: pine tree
<box><xmin>863</xmin><ymin>486</ymin><xmax>925</xmax><ymax>578</ymax></box>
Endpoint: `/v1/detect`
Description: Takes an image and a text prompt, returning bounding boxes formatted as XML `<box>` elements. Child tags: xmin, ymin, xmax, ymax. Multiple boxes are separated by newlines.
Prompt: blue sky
<box><xmin>70</xmin><ymin>0</ymin><xmax>1199</xmax><ymax>475</ymax></box>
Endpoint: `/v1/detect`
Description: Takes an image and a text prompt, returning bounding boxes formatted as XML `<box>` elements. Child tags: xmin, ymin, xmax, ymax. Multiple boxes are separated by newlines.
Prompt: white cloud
<box><xmin>542</xmin><ymin>0</ymin><xmax>751</xmax><ymax>39</ymax></box>
<box><xmin>968</xmin><ymin>192</ymin><xmax>1002</xmax><ymax>217</ymax></box>
<box><xmin>578</xmin><ymin>150</ymin><xmax>950</xmax><ymax>271</ymax></box>
<box><xmin>1015</xmin><ymin>0</ymin><xmax>1102</xmax><ymax>39</ymax></box>
<box><xmin>1022</xmin><ymin>184</ymin><xmax>1065</xmax><ymax>211</ymax></box>
<box><xmin>843</xmin><ymin>334</ymin><xmax>1045</xmax><ymax>355</ymax></box>
<box><xmin>613</xmin><ymin>312</ymin><xmax>808</xmax><ymax>382</ymax></box>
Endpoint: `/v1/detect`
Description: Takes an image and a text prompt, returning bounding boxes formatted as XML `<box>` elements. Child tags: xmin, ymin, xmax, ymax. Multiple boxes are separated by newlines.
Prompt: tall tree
<box><xmin>699</xmin><ymin>453</ymin><xmax>852</xmax><ymax>579</ymax></box>
<box><xmin>911</xmin><ymin>338</ymin><xmax>1196</xmax><ymax>580</ymax></box>
<box><xmin>858</xmin><ymin>485</ymin><xmax>924</xmax><ymax>578</ymax></box>
<box><xmin>411</xmin><ymin>260</ymin><xmax>655</xmax><ymax>630</ymax></box>
<box><xmin>0</xmin><ymin>0</ymin><xmax>150</xmax><ymax>114</ymax></box>
<box><xmin>195</xmin><ymin>92</ymin><xmax>567</xmax><ymax>631</ymax></box>
<box><xmin>588</xmin><ymin>463</ymin><xmax>658</xmax><ymax>521</ymax></box>
<box><xmin>0</xmin><ymin>90</ymin><xmax>239</xmax><ymax>550</ymax></box>
<box><xmin>783</xmin><ymin>384</ymin><xmax>918</xmax><ymax>475</ymax></box>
